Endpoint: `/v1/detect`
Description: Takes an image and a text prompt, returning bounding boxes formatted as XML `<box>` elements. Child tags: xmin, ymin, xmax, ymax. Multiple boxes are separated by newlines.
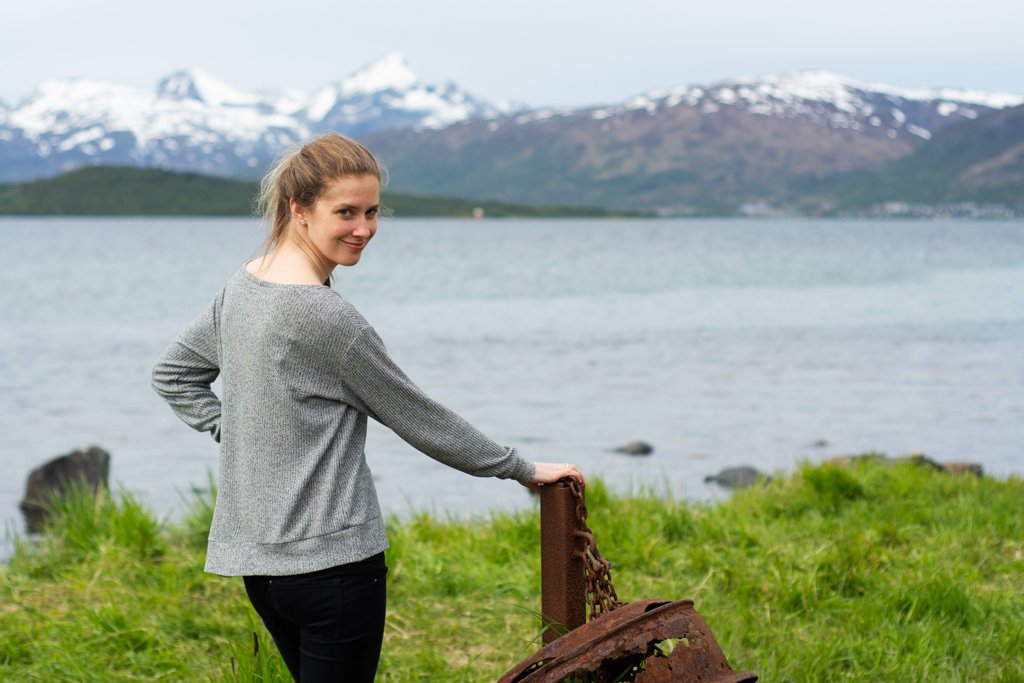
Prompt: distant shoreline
<box><xmin>2</xmin><ymin>166</ymin><xmax>1021</xmax><ymax>219</ymax></box>
<box><xmin>0</xmin><ymin>166</ymin><xmax>644</xmax><ymax>219</ymax></box>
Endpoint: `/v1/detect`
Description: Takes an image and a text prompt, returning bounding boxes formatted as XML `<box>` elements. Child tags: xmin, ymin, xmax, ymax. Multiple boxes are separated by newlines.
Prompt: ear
<box><xmin>289</xmin><ymin>198</ymin><xmax>307</xmax><ymax>225</ymax></box>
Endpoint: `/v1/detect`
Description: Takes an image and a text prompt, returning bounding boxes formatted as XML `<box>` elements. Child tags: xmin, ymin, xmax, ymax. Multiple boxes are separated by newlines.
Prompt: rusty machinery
<box><xmin>497</xmin><ymin>480</ymin><xmax>756</xmax><ymax>683</ymax></box>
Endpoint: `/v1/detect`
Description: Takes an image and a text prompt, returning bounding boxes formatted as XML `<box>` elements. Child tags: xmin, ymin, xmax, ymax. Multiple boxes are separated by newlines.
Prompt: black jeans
<box><xmin>243</xmin><ymin>553</ymin><xmax>388</xmax><ymax>683</ymax></box>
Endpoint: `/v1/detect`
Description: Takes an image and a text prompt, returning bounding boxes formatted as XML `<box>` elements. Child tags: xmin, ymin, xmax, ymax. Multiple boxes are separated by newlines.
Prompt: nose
<box><xmin>353</xmin><ymin>217</ymin><xmax>373</xmax><ymax>238</ymax></box>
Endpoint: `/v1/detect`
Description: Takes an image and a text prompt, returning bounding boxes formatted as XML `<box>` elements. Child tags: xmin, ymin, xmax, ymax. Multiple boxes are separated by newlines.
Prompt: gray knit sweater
<box><xmin>152</xmin><ymin>266</ymin><xmax>535</xmax><ymax>576</ymax></box>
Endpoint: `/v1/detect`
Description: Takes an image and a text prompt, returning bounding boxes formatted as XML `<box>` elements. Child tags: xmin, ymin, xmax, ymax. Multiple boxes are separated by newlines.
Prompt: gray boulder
<box><xmin>939</xmin><ymin>462</ymin><xmax>984</xmax><ymax>477</ymax></box>
<box><xmin>828</xmin><ymin>453</ymin><xmax>983</xmax><ymax>478</ymax></box>
<box><xmin>704</xmin><ymin>466</ymin><xmax>770</xmax><ymax>489</ymax></box>
<box><xmin>826</xmin><ymin>454</ymin><xmax>887</xmax><ymax>467</ymax></box>
<box><xmin>20</xmin><ymin>446</ymin><xmax>110</xmax><ymax>533</ymax></box>
<box><xmin>614</xmin><ymin>441</ymin><xmax>654</xmax><ymax>456</ymax></box>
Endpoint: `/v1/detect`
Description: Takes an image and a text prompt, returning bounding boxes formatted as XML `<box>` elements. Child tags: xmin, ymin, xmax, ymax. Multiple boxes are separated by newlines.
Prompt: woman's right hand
<box><xmin>524</xmin><ymin>462</ymin><xmax>585</xmax><ymax>492</ymax></box>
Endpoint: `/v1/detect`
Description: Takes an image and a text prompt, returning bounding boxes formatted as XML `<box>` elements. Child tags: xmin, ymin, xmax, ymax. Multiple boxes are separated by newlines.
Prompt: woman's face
<box><xmin>296</xmin><ymin>174</ymin><xmax>380</xmax><ymax>268</ymax></box>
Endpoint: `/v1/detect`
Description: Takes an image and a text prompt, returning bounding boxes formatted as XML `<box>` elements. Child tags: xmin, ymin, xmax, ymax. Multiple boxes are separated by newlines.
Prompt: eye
<box><xmin>338</xmin><ymin>208</ymin><xmax>352</xmax><ymax>216</ymax></box>
<box><xmin>366</xmin><ymin>208</ymin><xmax>378</xmax><ymax>217</ymax></box>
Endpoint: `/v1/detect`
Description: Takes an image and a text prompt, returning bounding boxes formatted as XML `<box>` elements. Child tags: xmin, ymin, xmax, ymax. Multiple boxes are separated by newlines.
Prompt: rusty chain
<box><xmin>567</xmin><ymin>478</ymin><xmax>626</xmax><ymax>621</ymax></box>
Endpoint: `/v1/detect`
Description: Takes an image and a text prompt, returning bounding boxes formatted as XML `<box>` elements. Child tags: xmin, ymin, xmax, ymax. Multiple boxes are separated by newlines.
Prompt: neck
<box><xmin>283</xmin><ymin>235</ymin><xmax>337</xmax><ymax>283</ymax></box>
<box><xmin>255</xmin><ymin>229</ymin><xmax>336</xmax><ymax>285</ymax></box>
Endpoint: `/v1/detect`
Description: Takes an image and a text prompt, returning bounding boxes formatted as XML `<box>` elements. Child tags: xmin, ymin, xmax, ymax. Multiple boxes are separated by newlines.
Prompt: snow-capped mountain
<box><xmin>503</xmin><ymin>70</ymin><xmax>1024</xmax><ymax>144</ymax></box>
<box><xmin>2</xmin><ymin>77</ymin><xmax>300</xmax><ymax>181</ymax></box>
<box><xmin>360</xmin><ymin>71</ymin><xmax>1024</xmax><ymax>211</ymax></box>
<box><xmin>301</xmin><ymin>53</ymin><xmax>506</xmax><ymax>136</ymax></box>
<box><xmin>0</xmin><ymin>54</ymin><xmax>508</xmax><ymax>182</ymax></box>
<box><xmin>602</xmin><ymin>70</ymin><xmax>1023</xmax><ymax>141</ymax></box>
<box><xmin>1</xmin><ymin>63</ymin><xmax>1021</xmax><ymax>198</ymax></box>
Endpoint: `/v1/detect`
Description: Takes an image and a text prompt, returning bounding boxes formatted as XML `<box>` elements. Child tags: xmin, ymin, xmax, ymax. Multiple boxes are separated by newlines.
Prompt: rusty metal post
<box><xmin>539</xmin><ymin>480</ymin><xmax>586</xmax><ymax>644</ymax></box>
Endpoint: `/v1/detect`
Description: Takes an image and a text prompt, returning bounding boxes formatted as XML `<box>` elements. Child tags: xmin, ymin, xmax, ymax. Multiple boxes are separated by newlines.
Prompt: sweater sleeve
<box><xmin>340</xmin><ymin>326</ymin><xmax>535</xmax><ymax>484</ymax></box>
<box><xmin>151</xmin><ymin>296</ymin><xmax>223</xmax><ymax>442</ymax></box>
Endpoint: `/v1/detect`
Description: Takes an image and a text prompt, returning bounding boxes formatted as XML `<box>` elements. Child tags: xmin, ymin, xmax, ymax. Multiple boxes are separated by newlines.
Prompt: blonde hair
<box><xmin>257</xmin><ymin>133</ymin><xmax>387</xmax><ymax>256</ymax></box>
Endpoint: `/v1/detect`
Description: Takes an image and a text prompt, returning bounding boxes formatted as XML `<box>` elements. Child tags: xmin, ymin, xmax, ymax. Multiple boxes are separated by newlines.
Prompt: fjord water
<box><xmin>2</xmin><ymin>217</ymin><xmax>1022</xmax><ymax>540</ymax></box>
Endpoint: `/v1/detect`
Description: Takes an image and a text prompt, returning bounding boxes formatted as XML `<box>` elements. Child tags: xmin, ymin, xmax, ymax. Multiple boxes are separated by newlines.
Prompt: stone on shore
<box><xmin>826</xmin><ymin>453</ymin><xmax>983</xmax><ymax>477</ymax></box>
<box><xmin>938</xmin><ymin>462</ymin><xmax>984</xmax><ymax>477</ymax></box>
<box><xmin>704</xmin><ymin>466</ymin><xmax>771</xmax><ymax>489</ymax></box>
<box><xmin>614</xmin><ymin>441</ymin><xmax>654</xmax><ymax>456</ymax></box>
<box><xmin>20</xmin><ymin>446</ymin><xmax>111</xmax><ymax>533</ymax></box>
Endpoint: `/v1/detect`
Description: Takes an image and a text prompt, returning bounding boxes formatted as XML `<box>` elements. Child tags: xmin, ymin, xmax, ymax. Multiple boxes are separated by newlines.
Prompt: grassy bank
<box><xmin>2</xmin><ymin>459</ymin><xmax>1022</xmax><ymax>682</ymax></box>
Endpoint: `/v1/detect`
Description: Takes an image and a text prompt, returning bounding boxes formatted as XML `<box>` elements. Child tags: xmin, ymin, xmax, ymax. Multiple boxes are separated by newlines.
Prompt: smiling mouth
<box><xmin>342</xmin><ymin>241</ymin><xmax>367</xmax><ymax>251</ymax></box>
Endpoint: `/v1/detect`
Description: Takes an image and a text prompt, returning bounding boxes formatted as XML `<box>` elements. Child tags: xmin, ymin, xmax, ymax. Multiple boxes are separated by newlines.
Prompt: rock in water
<box><xmin>704</xmin><ymin>466</ymin><xmax>770</xmax><ymax>489</ymax></box>
<box><xmin>614</xmin><ymin>441</ymin><xmax>654</xmax><ymax>456</ymax></box>
<box><xmin>20</xmin><ymin>446</ymin><xmax>111</xmax><ymax>533</ymax></box>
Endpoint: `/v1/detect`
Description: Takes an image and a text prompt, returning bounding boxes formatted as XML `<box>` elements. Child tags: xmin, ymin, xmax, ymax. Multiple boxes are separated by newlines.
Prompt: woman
<box><xmin>151</xmin><ymin>132</ymin><xmax>584</xmax><ymax>682</ymax></box>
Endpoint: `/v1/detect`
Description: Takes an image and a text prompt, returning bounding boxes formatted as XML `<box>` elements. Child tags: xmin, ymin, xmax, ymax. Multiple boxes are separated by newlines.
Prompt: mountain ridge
<box><xmin>2</xmin><ymin>60</ymin><xmax>1021</xmax><ymax>211</ymax></box>
<box><xmin>362</xmin><ymin>71</ymin><xmax>1023</xmax><ymax>212</ymax></box>
<box><xmin>0</xmin><ymin>54</ymin><xmax>509</xmax><ymax>183</ymax></box>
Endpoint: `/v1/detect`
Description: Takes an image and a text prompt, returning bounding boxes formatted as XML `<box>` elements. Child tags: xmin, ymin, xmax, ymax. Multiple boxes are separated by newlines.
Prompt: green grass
<box><xmin>2</xmin><ymin>459</ymin><xmax>1023</xmax><ymax>682</ymax></box>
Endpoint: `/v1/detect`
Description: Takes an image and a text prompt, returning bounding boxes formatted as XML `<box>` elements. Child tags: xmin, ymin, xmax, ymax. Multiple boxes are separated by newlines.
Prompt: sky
<box><xmin>3</xmin><ymin>0</ymin><xmax>1023</xmax><ymax>109</ymax></box>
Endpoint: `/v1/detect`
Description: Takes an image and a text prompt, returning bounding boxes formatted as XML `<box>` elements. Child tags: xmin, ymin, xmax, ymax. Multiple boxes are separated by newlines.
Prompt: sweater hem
<box><xmin>204</xmin><ymin>515</ymin><xmax>390</xmax><ymax>577</ymax></box>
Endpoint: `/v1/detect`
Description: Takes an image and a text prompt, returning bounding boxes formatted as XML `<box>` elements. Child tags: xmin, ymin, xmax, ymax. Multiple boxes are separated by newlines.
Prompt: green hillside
<box><xmin>0</xmin><ymin>166</ymin><xmax>628</xmax><ymax>218</ymax></box>
<box><xmin>832</xmin><ymin>104</ymin><xmax>1024</xmax><ymax>209</ymax></box>
<box><xmin>0</xmin><ymin>166</ymin><xmax>254</xmax><ymax>216</ymax></box>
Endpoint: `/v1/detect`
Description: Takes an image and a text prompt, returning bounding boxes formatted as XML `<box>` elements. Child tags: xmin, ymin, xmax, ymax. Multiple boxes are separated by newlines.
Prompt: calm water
<box><xmin>2</xmin><ymin>217</ymin><xmax>1022</xmax><ymax>548</ymax></box>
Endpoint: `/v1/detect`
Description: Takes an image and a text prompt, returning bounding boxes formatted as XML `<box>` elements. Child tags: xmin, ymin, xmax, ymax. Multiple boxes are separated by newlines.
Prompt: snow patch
<box><xmin>305</xmin><ymin>86</ymin><xmax>340</xmax><ymax>122</ymax></box>
<box><xmin>747</xmin><ymin>102</ymin><xmax>774</xmax><ymax>116</ymax></box>
<box><xmin>338</xmin><ymin>53</ymin><xmax>418</xmax><ymax>94</ymax></box>
<box><xmin>906</xmin><ymin>124</ymin><xmax>932</xmax><ymax>140</ymax></box>
<box><xmin>157</xmin><ymin>68</ymin><xmax>259</xmax><ymax>107</ymax></box>
<box><xmin>56</xmin><ymin>126</ymin><xmax>105</xmax><ymax>151</ymax></box>
<box><xmin>256</xmin><ymin>86</ymin><xmax>308</xmax><ymax>115</ymax></box>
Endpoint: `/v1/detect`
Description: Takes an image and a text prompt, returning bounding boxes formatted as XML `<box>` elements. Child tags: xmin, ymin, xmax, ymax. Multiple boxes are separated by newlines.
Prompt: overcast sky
<box><xmin>4</xmin><ymin>0</ymin><xmax>1022</xmax><ymax>108</ymax></box>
